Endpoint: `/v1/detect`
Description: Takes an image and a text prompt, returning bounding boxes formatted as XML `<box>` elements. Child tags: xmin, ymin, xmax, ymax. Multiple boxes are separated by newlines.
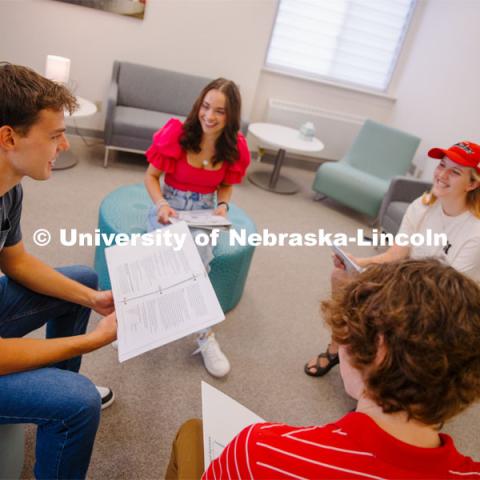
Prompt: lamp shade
<box><xmin>45</xmin><ymin>55</ymin><xmax>70</xmax><ymax>84</ymax></box>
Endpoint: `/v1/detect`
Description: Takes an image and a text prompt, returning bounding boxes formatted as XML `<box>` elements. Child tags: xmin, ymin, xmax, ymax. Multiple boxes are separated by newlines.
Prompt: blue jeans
<box><xmin>147</xmin><ymin>184</ymin><xmax>216</xmax><ymax>271</ymax></box>
<box><xmin>0</xmin><ymin>265</ymin><xmax>101</xmax><ymax>479</ymax></box>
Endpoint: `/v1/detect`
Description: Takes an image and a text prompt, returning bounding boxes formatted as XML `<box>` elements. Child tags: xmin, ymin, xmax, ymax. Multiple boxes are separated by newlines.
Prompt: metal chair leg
<box><xmin>313</xmin><ymin>192</ymin><xmax>327</xmax><ymax>201</ymax></box>
<box><xmin>104</xmin><ymin>147</ymin><xmax>110</xmax><ymax>168</ymax></box>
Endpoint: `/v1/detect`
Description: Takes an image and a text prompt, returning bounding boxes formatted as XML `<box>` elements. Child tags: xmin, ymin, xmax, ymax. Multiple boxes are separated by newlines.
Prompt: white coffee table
<box><xmin>248</xmin><ymin>123</ymin><xmax>324</xmax><ymax>194</ymax></box>
<box><xmin>54</xmin><ymin>97</ymin><xmax>97</xmax><ymax>170</ymax></box>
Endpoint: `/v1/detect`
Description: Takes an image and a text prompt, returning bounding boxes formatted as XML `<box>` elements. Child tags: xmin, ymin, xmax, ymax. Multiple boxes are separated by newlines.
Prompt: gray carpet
<box><xmin>19</xmin><ymin>136</ymin><xmax>480</xmax><ymax>478</ymax></box>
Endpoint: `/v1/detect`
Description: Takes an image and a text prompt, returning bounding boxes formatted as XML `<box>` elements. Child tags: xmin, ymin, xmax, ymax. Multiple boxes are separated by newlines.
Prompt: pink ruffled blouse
<box><xmin>146</xmin><ymin>118</ymin><xmax>250</xmax><ymax>194</ymax></box>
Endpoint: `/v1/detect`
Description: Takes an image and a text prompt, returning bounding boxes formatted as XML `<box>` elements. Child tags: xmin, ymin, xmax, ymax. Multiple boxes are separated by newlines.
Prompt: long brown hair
<box><xmin>180</xmin><ymin>78</ymin><xmax>241</xmax><ymax>166</ymax></box>
<box><xmin>0</xmin><ymin>62</ymin><xmax>77</xmax><ymax>135</ymax></box>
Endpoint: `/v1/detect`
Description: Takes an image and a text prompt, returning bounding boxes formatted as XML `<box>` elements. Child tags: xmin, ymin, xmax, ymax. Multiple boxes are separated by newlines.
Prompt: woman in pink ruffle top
<box><xmin>144</xmin><ymin>78</ymin><xmax>250</xmax><ymax>378</ymax></box>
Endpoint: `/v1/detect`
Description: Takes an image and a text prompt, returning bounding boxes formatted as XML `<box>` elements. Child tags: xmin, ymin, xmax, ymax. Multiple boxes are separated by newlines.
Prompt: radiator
<box><xmin>265</xmin><ymin>98</ymin><xmax>365</xmax><ymax>161</ymax></box>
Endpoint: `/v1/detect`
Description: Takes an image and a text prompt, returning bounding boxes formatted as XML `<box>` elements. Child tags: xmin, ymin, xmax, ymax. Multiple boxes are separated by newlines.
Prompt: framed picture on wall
<box><xmin>53</xmin><ymin>0</ymin><xmax>146</xmax><ymax>20</ymax></box>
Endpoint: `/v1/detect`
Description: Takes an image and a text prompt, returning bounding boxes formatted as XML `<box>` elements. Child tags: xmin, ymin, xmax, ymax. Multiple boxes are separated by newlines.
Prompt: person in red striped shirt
<box><xmin>167</xmin><ymin>259</ymin><xmax>480</xmax><ymax>479</ymax></box>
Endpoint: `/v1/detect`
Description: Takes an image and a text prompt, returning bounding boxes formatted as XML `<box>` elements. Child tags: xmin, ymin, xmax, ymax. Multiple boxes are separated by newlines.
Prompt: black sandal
<box><xmin>304</xmin><ymin>346</ymin><xmax>339</xmax><ymax>377</ymax></box>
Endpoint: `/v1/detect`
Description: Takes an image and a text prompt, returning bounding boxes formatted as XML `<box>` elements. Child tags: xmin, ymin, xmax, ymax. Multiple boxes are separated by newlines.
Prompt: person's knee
<box><xmin>20</xmin><ymin>369</ymin><xmax>101</xmax><ymax>427</ymax></box>
<box><xmin>76</xmin><ymin>376</ymin><xmax>102</xmax><ymax>415</ymax></box>
<box><xmin>52</xmin><ymin>371</ymin><xmax>101</xmax><ymax>423</ymax></box>
<box><xmin>72</xmin><ymin>374</ymin><xmax>101</xmax><ymax>412</ymax></box>
<box><xmin>175</xmin><ymin>418</ymin><xmax>203</xmax><ymax>445</ymax></box>
<box><xmin>76</xmin><ymin>266</ymin><xmax>99</xmax><ymax>290</ymax></box>
<box><xmin>180</xmin><ymin>418</ymin><xmax>202</xmax><ymax>436</ymax></box>
<box><xmin>67</xmin><ymin>265</ymin><xmax>99</xmax><ymax>291</ymax></box>
<box><xmin>65</xmin><ymin>376</ymin><xmax>101</xmax><ymax>438</ymax></box>
<box><xmin>169</xmin><ymin>418</ymin><xmax>204</xmax><ymax>480</ymax></box>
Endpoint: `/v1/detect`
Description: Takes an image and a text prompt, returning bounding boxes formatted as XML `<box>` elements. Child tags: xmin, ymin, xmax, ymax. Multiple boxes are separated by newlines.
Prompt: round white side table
<box><xmin>248</xmin><ymin>123</ymin><xmax>324</xmax><ymax>194</ymax></box>
<box><xmin>54</xmin><ymin>97</ymin><xmax>97</xmax><ymax>170</ymax></box>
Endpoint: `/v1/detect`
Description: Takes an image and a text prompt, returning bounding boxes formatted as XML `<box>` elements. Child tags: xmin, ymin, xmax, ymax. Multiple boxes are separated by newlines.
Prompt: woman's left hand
<box><xmin>214</xmin><ymin>204</ymin><xmax>228</xmax><ymax>217</ymax></box>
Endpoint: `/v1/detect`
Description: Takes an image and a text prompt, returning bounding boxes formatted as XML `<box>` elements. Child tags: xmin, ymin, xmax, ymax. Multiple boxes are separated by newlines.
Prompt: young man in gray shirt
<box><xmin>0</xmin><ymin>63</ymin><xmax>117</xmax><ymax>479</ymax></box>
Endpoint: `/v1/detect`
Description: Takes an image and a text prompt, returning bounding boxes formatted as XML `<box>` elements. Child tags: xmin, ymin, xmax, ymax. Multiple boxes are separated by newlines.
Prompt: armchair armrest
<box><xmin>386</xmin><ymin>176</ymin><xmax>432</xmax><ymax>203</ymax></box>
<box><xmin>377</xmin><ymin>176</ymin><xmax>432</xmax><ymax>224</ymax></box>
<box><xmin>103</xmin><ymin>62</ymin><xmax>120</xmax><ymax>145</ymax></box>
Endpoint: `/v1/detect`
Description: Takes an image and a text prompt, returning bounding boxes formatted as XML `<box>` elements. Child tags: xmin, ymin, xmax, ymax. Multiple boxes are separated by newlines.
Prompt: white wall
<box><xmin>387</xmin><ymin>0</ymin><xmax>480</xmax><ymax>178</ymax></box>
<box><xmin>0</xmin><ymin>0</ymin><xmax>276</xmax><ymax>130</ymax></box>
<box><xmin>1</xmin><ymin>0</ymin><xmax>478</xmax><ymax>178</ymax></box>
<box><xmin>250</xmin><ymin>0</ymin><xmax>480</xmax><ymax>177</ymax></box>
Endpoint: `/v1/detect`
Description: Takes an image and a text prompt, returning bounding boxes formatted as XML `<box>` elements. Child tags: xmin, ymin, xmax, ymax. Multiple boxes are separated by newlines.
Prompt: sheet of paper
<box><xmin>170</xmin><ymin>209</ymin><xmax>232</xmax><ymax>228</ymax></box>
<box><xmin>202</xmin><ymin>382</ymin><xmax>264</xmax><ymax>469</ymax></box>
<box><xmin>106</xmin><ymin>222</ymin><xmax>225</xmax><ymax>362</ymax></box>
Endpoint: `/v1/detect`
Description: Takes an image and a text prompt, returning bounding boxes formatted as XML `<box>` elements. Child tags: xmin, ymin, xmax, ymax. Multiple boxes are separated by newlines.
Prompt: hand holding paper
<box><xmin>106</xmin><ymin>222</ymin><xmax>225</xmax><ymax>362</ymax></box>
<box><xmin>331</xmin><ymin>245</ymin><xmax>365</xmax><ymax>273</ymax></box>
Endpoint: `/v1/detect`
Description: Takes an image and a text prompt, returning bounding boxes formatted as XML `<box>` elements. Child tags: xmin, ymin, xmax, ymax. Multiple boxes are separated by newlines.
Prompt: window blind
<box><xmin>266</xmin><ymin>0</ymin><xmax>416</xmax><ymax>92</ymax></box>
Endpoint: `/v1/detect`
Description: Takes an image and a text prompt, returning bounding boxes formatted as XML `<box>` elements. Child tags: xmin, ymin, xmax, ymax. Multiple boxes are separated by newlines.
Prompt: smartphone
<box><xmin>331</xmin><ymin>245</ymin><xmax>364</xmax><ymax>273</ymax></box>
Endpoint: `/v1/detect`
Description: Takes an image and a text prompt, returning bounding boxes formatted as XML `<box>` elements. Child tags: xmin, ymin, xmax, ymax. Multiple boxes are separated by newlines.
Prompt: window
<box><xmin>265</xmin><ymin>0</ymin><xmax>416</xmax><ymax>92</ymax></box>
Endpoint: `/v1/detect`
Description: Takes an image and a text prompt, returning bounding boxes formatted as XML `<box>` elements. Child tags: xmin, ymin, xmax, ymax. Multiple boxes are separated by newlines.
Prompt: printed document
<box><xmin>331</xmin><ymin>245</ymin><xmax>365</xmax><ymax>273</ymax></box>
<box><xmin>202</xmin><ymin>381</ymin><xmax>264</xmax><ymax>468</ymax></box>
<box><xmin>106</xmin><ymin>222</ymin><xmax>225</xmax><ymax>362</ymax></box>
<box><xmin>169</xmin><ymin>209</ymin><xmax>232</xmax><ymax>229</ymax></box>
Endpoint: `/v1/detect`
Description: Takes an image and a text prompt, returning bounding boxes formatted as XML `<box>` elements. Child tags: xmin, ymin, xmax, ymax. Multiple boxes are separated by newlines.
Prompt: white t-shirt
<box><xmin>398</xmin><ymin>197</ymin><xmax>480</xmax><ymax>281</ymax></box>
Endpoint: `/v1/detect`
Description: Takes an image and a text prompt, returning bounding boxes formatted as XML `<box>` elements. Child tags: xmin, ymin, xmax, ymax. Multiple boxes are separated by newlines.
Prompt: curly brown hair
<box><xmin>179</xmin><ymin>78</ymin><xmax>241</xmax><ymax>166</ymax></box>
<box><xmin>323</xmin><ymin>258</ymin><xmax>480</xmax><ymax>426</ymax></box>
<box><xmin>0</xmin><ymin>62</ymin><xmax>77</xmax><ymax>135</ymax></box>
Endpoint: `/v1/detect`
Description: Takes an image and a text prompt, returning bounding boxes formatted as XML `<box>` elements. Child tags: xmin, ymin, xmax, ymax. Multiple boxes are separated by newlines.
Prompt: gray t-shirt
<box><xmin>0</xmin><ymin>184</ymin><xmax>23</xmax><ymax>252</ymax></box>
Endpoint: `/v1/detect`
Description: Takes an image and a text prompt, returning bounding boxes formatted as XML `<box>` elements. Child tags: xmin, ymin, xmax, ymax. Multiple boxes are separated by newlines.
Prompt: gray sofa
<box><xmin>103</xmin><ymin>61</ymin><xmax>214</xmax><ymax>167</ymax></box>
<box><xmin>377</xmin><ymin>176</ymin><xmax>432</xmax><ymax>234</ymax></box>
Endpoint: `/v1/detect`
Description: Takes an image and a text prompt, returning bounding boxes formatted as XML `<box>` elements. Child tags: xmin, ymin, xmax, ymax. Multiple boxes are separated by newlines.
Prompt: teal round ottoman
<box><xmin>94</xmin><ymin>184</ymin><xmax>256</xmax><ymax>313</ymax></box>
<box><xmin>0</xmin><ymin>424</ymin><xmax>24</xmax><ymax>479</ymax></box>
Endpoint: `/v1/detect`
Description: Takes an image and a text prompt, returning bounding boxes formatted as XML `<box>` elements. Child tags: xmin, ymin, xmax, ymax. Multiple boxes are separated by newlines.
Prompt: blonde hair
<box><xmin>422</xmin><ymin>168</ymin><xmax>480</xmax><ymax>218</ymax></box>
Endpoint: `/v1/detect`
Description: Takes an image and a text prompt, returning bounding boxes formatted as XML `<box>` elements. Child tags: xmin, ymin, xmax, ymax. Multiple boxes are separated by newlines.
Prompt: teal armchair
<box><xmin>312</xmin><ymin>120</ymin><xmax>421</xmax><ymax>219</ymax></box>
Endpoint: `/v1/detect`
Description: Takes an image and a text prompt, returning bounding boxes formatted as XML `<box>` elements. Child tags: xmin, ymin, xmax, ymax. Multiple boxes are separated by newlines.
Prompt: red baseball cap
<box><xmin>428</xmin><ymin>141</ymin><xmax>480</xmax><ymax>174</ymax></box>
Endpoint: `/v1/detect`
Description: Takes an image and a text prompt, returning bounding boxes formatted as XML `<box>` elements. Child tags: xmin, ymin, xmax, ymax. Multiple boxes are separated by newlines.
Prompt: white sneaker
<box><xmin>96</xmin><ymin>386</ymin><xmax>115</xmax><ymax>410</ymax></box>
<box><xmin>192</xmin><ymin>333</ymin><xmax>231</xmax><ymax>377</ymax></box>
<box><xmin>111</xmin><ymin>340</ymin><xmax>119</xmax><ymax>350</ymax></box>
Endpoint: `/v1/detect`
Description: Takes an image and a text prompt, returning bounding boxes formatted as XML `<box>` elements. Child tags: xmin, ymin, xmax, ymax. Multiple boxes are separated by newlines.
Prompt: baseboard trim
<box><xmin>65</xmin><ymin>128</ymin><xmax>330</xmax><ymax>171</ymax></box>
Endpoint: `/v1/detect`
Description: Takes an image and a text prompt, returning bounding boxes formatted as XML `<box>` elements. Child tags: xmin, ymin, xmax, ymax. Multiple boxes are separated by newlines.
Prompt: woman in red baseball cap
<box><xmin>427</xmin><ymin>141</ymin><xmax>480</xmax><ymax>216</ymax></box>
<box><xmin>305</xmin><ymin>141</ymin><xmax>480</xmax><ymax>378</ymax></box>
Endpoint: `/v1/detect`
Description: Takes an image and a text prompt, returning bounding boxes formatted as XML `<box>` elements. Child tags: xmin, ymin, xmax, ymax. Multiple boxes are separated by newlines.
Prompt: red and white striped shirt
<box><xmin>203</xmin><ymin>412</ymin><xmax>480</xmax><ymax>479</ymax></box>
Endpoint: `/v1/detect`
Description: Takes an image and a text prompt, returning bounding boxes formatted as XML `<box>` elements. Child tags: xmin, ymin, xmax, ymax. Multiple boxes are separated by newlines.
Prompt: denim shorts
<box><xmin>146</xmin><ymin>184</ymin><xmax>216</xmax><ymax>270</ymax></box>
<box><xmin>163</xmin><ymin>184</ymin><xmax>215</xmax><ymax>210</ymax></box>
